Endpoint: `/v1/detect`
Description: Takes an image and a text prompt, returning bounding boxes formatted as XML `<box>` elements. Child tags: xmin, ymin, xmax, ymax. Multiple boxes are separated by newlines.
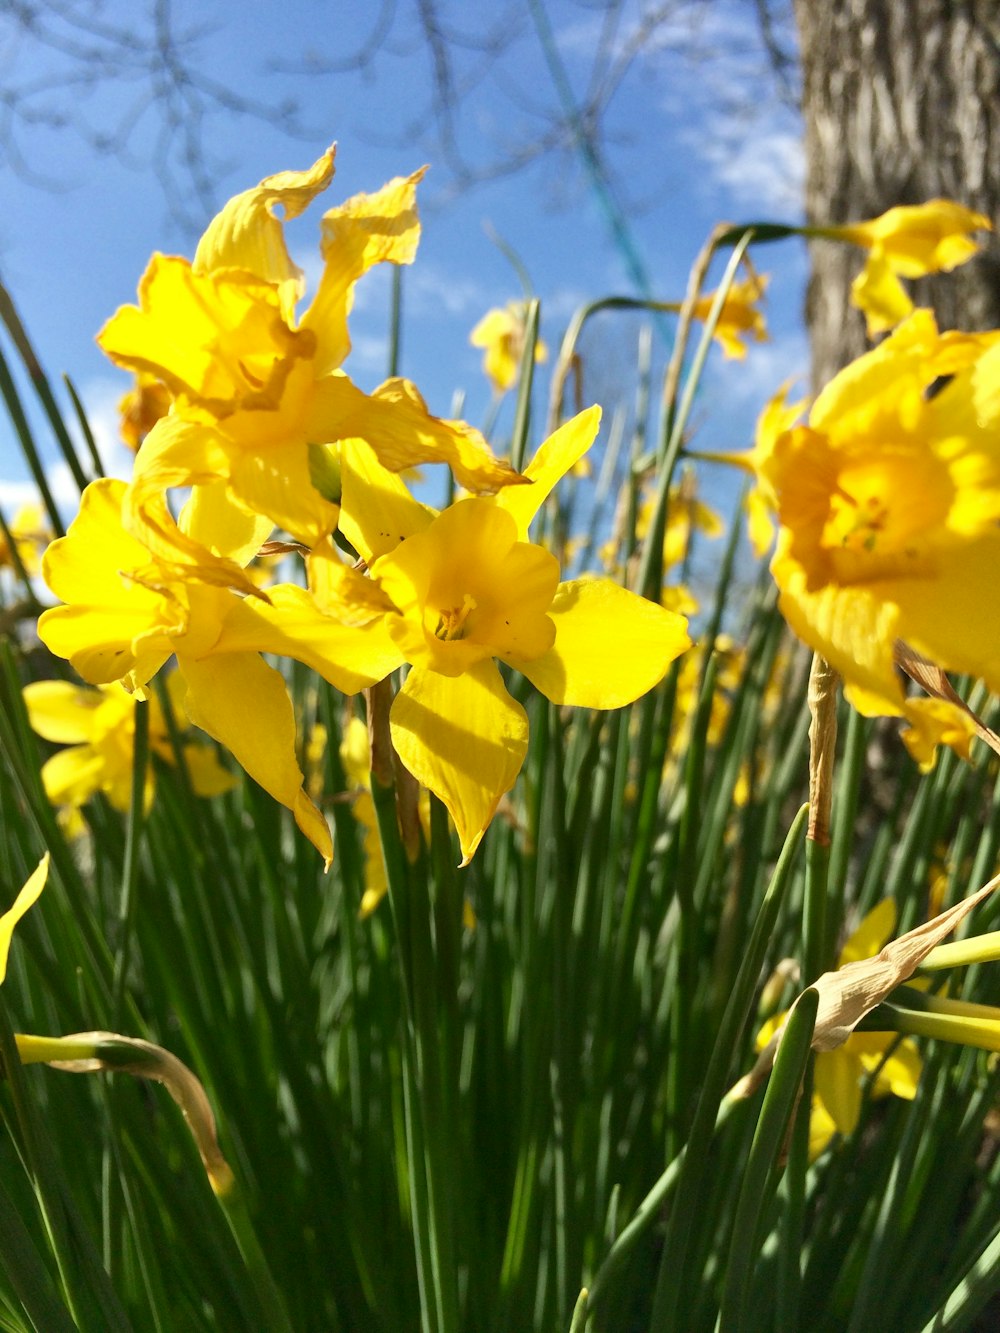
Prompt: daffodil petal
<box><xmin>213</xmin><ymin>584</ymin><xmax>404</xmax><ymax>694</ymax></box>
<box><xmin>338</xmin><ymin>438</ymin><xmax>435</xmax><ymax>563</ymax></box>
<box><xmin>179</xmin><ymin>481</ymin><xmax>273</xmax><ymax>567</ymax></box>
<box><xmin>494</xmin><ymin>406</ymin><xmax>601</xmax><ymax>537</ymax></box>
<box><xmin>0</xmin><ymin>853</ymin><xmax>48</xmax><ymax>984</ymax></box>
<box><xmin>181</xmin><ymin>743</ymin><xmax>238</xmax><ymax>798</ymax></box>
<box><xmin>840</xmin><ymin>899</ymin><xmax>896</xmax><ymax>966</ymax></box>
<box><xmin>814</xmin><ymin>1048</ymin><xmax>863</xmax><ymax>1137</ymax></box>
<box><xmin>302</xmin><ymin>168</ymin><xmax>426</xmax><ymax>373</ymax></box>
<box><xmin>40</xmin><ymin>746</ymin><xmax>104</xmax><ymax>808</ymax></box>
<box><xmin>226</xmin><ymin>430</ymin><xmax>339</xmax><ymax>546</ymax></box>
<box><xmin>194</xmin><ymin>147</ymin><xmax>336</xmax><ymax>317</ymax></box>
<box><xmin>511</xmin><ymin>578</ymin><xmax>690</xmax><ymax>708</ymax></box>
<box><xmin>99</xmin><ymin>256</ymin><xmax>295</xmax><ymax>410</ymax></box>
<box><xmin>308</xmin><ymin>373</ymin><xmax>524</xmax><ymax>495</ymax></box>
<box><xmin>178</xmin><ymin>654</ymin><xmax>332</xmax><ymax>867</ymax></box>
<box><xmin>850</xmin><ymin>251</ymin><xmax>914</xmax><ymax>335</ymax></box>
<box><xmin>37</xmin><ymin>605</ymin><xmax>173</xmax><ymax>688</ymax></box>
<box><xmin>390</xmin><ymin>660</ymin><xmax>528</xmax><ymax>866</ymax></box>
<box><xmin>868</xmin><ymin>1040</ymin><xmax>923</xmax><ymax>1100</ymax></box>
<box><xmin>22</xmin><ymin>680</ymin><xmax>103</xmax><ymax>743</ymax></box>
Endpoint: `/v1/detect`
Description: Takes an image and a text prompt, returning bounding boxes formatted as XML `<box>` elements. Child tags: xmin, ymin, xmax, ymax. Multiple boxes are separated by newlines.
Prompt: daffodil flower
<box><xmin>469</xmin><ymin>302</ymin><xmax>548</xmax><ymax>394</ymax></box>
<box><xmin>37</xmin><ymin>478</ymin><xmax>401</xmax><ymax>864</ymax></box>
<box><xmin>757</xmin><ymin>899</ymin><xmax>922</xmax><ymax>1158</ymax></box>
<box><xmin>23</xmin><ymin>675</ymin><xmax>236</xmax><ymax>819</ymax></box>
<box><xmin>811</xmin><ymin>200</ymin><xmax>992</xmax><ymax>335</ymax></box>
<box><xmin>98</xmin><ymin>148</ymin><xmax>522</xmax><ymax>570</ymax></box>
<box><xmin>0</xmin><ymin>502</ymin><xmax>51</xmax><ymax>577</ymax></box>
<box><xmin>335</xmin><ymin>406</ymin><xmax>691</xmax><ymax>863</ymax></box>
<box><xmin>744</xmin><ymin>310</ymin><xmax>1000</xmax><ymax>767</ymax></box>
<box><xmin>688</xmin><ymin>274</ymin><xmax>769</xmax><ymax>359</ymax></box>
<box><xmin>0</xmin><ymin>855</ymin><xmax>48</xmax><ymax>985</ymax></box>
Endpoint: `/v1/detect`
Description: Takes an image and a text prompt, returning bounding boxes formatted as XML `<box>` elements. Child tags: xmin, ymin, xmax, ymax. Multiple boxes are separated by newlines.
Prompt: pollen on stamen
<box><xmin>434</xmin><ymin>593</ymin><xmax>478</xmax><ymax>641</ymax></box>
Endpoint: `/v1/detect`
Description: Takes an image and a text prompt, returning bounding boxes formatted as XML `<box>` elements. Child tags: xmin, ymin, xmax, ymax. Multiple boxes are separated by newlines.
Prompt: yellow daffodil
<box><xmin>118</xmin><ymin>372</ymin><xmax>172</xmax><ymax>452</ymax></box>
<box><xmin>0</xmin><ymin>502</ymin><xmax>51</xmax><ymax>577</ymax></box>
<box><xmin>746</xmin><ymin>311</ymin><xmax>1000</xmax><ymax>768</ymax></box>
<box><xmin>0</xmin><ymin>855</ymin><xmax>48</xmax><ymax>985</ymax></box>
<box><xmin>689</xmin><ymin>274</ymin><xmax>769</xmax><ymax>359</ymax></box>
<box><xmin>469</xmin><ymin>303</ymin><xmax>548</xmax><ymax>394</ymax></box>
<box><xmin>98</xmin><ymin>148</ymin><xmax>522</xmax><ymax>570</ymax></box>
<box><xmin>23</xmin><ymin>675</ymin><xmax>235</xmax><ymax>819</ymax></box>
<box><xmin>757</xmin><ymin>899</ymin><xmax>922</xmax><ymax>1158</ymax></box>
<box><xmin>814</xmin><ymin>200</ymin><xmax>992</xmax><ymax>335</ymax></box>
<box><xmin>37</xmin><ymin>479</ymin><xmax>401</xmax><ymax>864</ymax></box>
<box><xmin>335</xmin><ymin>406</ymin><xmax>691</xmax><ymax>863</ymax></box>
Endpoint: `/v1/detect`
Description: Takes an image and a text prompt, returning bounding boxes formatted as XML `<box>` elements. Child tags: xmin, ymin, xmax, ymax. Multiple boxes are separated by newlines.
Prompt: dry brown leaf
<box><xmin>731</xmin><ymin>867</ymin><xmax>1000</xmax><ymax>1100</ymax></box>
<box><xmin>894</xmin><ymin>641</ymin><xmax>1000</xmax><ymax>759</ymax></box>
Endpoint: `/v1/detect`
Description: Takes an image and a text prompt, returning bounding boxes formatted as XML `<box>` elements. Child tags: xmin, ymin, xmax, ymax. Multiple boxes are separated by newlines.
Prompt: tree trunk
<box><xmin>794</xmin><ymin>0</ymin><xmax>1000</xmax><ymax>387</ymax></box>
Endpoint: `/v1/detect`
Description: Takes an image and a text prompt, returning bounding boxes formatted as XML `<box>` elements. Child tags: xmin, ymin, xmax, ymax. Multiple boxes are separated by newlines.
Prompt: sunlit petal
<box><xmin>214</xmin><ymin>585</ymin><xmax>404</xmax><ymax>695</ymax></box>
<box><xmin>194</xmin><ymin>147</ymin><xmax>336</xmax><ymax>317</ymax></box>
<box><xmin>390</xmin><ymin>660</ymin><xmax>528</xmax><ymax>866</ymax></box>
<box><xmin>0</xmin><ymin>854</ymin><xmax>49</xmax><ymax>985</ymax></box>
<box><xmin>494</xmin><ymin>406</ymin><xmax>601</xmax><ymax>537</ymax></box>
<box><xmin>22</xmin><ymin>680</ymin><xmax>103</xmax><ymax>743</ymax></box>
<box><xmin>178</xmin><ymin>654</ymin><xmax>332</xmax><ymax>867</ymax></box>
<box><xmin>303</xmin><ymin>167</ymin><xmax>426</xmax><ymax>373</ymax></box>
<box><xmin>814</xmin><ymin>1048</ymin><xmax>863</xmax><ymax>1137</ymax></box>
<box><xmin>512</xmin><ymin>578</ymin><xmax>690</xmax><ymax>708</ymax></box>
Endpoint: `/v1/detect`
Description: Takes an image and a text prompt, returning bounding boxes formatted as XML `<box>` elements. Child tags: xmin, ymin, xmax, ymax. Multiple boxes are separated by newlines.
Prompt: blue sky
<box><xmin>0</xmin><ymin>0</ymin><xmax>808</xmax><ymax>529</ymax></box>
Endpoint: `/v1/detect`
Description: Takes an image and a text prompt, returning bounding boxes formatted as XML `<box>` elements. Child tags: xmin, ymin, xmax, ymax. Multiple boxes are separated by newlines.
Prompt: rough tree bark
<box><xmin>794</xmin><ymin>0</ymin><xmax>1000</xmax><ymax>387</ymax></box>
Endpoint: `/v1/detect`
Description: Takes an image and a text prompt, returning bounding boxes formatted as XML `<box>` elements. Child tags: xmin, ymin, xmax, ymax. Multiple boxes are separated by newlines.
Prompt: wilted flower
<box><xmin>756</xmin><ymin>900</ymin><xmax>922</xmax><ymax>1157</ymax></box>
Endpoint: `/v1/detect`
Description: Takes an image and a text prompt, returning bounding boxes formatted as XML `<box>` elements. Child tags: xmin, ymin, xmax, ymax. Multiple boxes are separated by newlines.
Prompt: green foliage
<box><xmin>3</xmin><ymin>265</ymin><xmax>1000</xmax><ymax>1333</ymax></box>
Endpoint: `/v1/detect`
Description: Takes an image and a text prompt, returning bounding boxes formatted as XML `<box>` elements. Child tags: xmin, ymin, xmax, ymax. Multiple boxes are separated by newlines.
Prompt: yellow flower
<box><xmin>637</xmin><ymin>476</ymin><xmax>725</xmax><ymax>573</ymax></box>
<box><xmin>818</xmin><ymin>200</ymin><xmax>992</xmax><ymax>335</ymax></box>
<box><xmin>0</xmin><ymin>855</ymin><xmax>48</xmax><ymax>985</ymax></box>
<box><xmin>748</xmin><ymin>311</ymin><xmax>1000</xmax><ymax>767</ymax></box>
<box><xmin>23</xmin><ymin>675</ymin><xmax>236</xmax><ymax>819</ymax></box>
<box><xmin>97</xmin><ymin>148</ymin><xmax>522</xmax><ymax>569</ymax></box>
<box><xmin>0</xmin><ymin>503</ymin><xmax>51</xmax><ymax>577</ymax></box>
<box><xmin>469</xmin><ymin>303</ymin><xmax>548</xmax><ymax>393</ymax></box>
<box><xmin>757</xmin><ymin>899</ymin><xmax>922</xmax><ymax>1158</ymax></box>
<box><xmin>689</xmin><ymin>274</ymin><xmax>769</xmax><ymax>359</ymax></box>
<box><xmin>37</xmin><ymin>479</ymin><xmax>400</xmax><ymax>864</ymax></box>
<box><xmin>336</xmin><ymin>407</ymin><xmax>691</xmax><ymax>863</ymax></box>
<box><xmin>118</xmin><ymin>372</ymin><xmax>172</xmax><ymax>451</ymax></box>
<box><xmin>338</xmin><ymin>715</ymin><xmax>434</xmax><ymax>916</ymax></box>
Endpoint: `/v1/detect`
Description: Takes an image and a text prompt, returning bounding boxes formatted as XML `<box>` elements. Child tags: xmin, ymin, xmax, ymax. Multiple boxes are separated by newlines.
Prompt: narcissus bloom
<box><xmin>749</xmin><ymin>311</ymin><xmax>1000</xmax><ymax>767</ymax></box>
<box><xmin>37</xmin><ymin>479</ymin><xmax>401</xmax><ymax>863</ymax></box>
<box><xmin>98</xmin><ymin>147</ymin><xmax>522</xmax><ymax>568</ymax></box>
<box><xmin>815</xmin><ymin>200</ymin><xmax>992</xmax><ymax>334</ymax></box>
<box><xmin>336</xmin><ymin>406</ymin><xmax>691</xmax><ymax>863</ymax></box>
<box><xmin>0</xmin><ymin>854</ymin><xmax>47</xmax><ymax>985</ymax></box>
<box><xmin>757</xmin><ymin>900</ymin><xmax>922</xmax><ymax>1158</ymax></box>
<box><xmin>0</xmin><ymin>502</ymin><xmax>51</xmax><ymax>576</ymax></box>
<box><xmin>23</xmin><ymin>676</ymin><xmax>235</xmax><ymax>819</ymax></box>
<box><xmin>469</xmin><ymin>303</ymin><xmax>548</xmax><ymax>393</ymax></box>
<box><xmin>689</xmin><ymin>274</ymin><xmax>769</xmax><ymax>359</ymax></box>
